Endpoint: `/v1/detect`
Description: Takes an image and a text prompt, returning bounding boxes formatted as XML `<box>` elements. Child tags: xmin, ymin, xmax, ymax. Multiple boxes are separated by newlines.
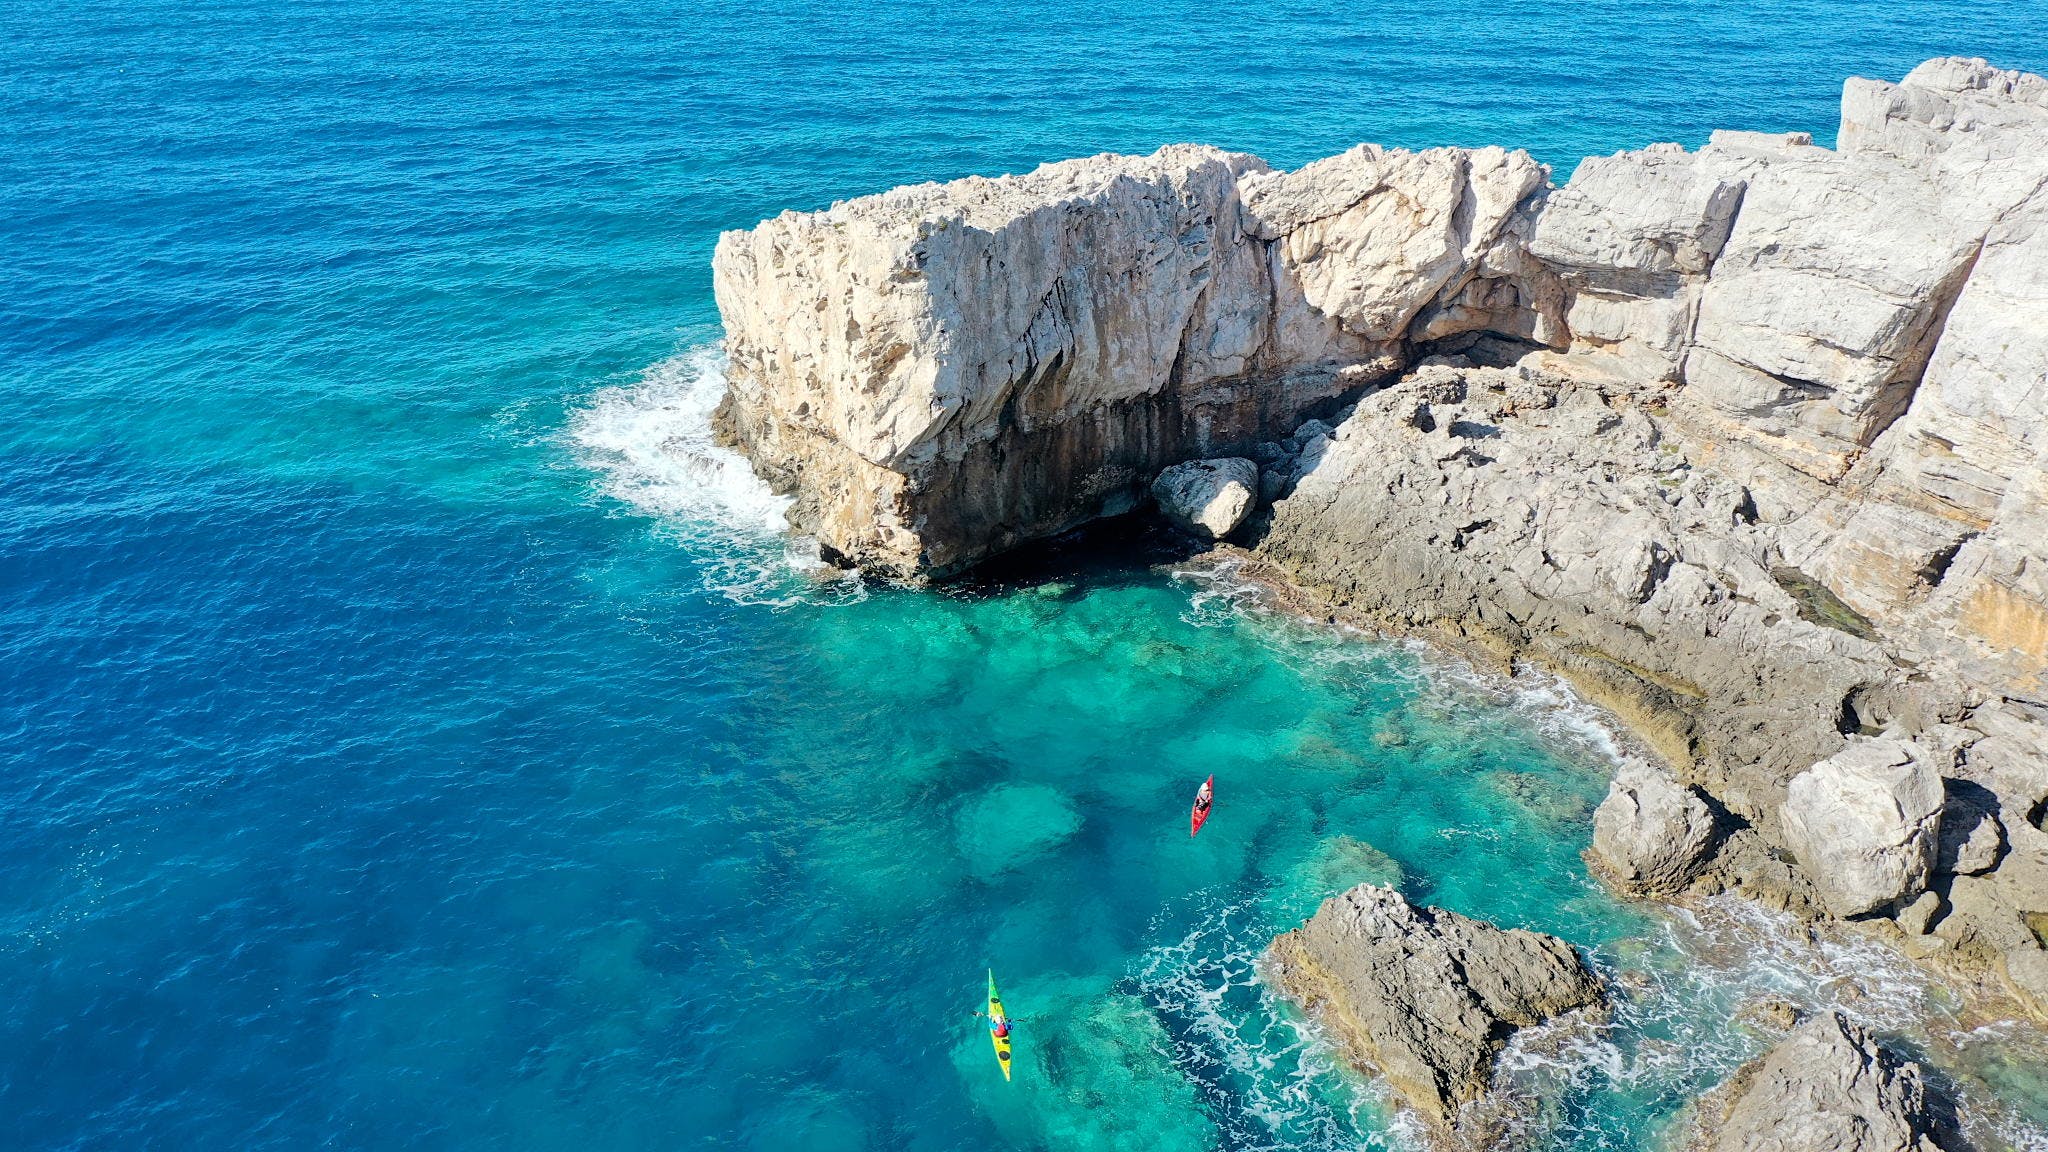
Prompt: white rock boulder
<box><xmin>1590</xmin><ymin>758</ymin><xmax>1718</xmax><ymax>894</ymax></box>
<box><xmin>1781</xmin><ymin>737</ymin><xmax>1944</xmax><ymax>917</ymax></box>
<box><xmin>1152</xmin><ymin>457</ymin><xmax>1259</xmax><ymax>540</ymax></box>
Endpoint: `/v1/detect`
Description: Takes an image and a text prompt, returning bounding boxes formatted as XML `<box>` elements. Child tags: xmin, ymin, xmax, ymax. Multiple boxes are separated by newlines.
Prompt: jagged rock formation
<box><xmin>713</xmin><ymin>58</ymin><xmax>2048</xmax><ymax>1017</ymax></box>
<box><xmin>1690</xmin><ymin>1012</ymin><xmax>1962</xmax><ymax>1152</ymax></box>
<box><xmin>1265</xmin><ymin>884</ymin><xmax>1603</xmax><ymax>1137</ymax></box>
<box><xmin>713</xmin><ymin>143</ymin><xmax>1553</xmax><ymax>577</ymax></box>
<box><xmin>1254</xmin><ymin>361</ymin><xmax>1888</xmax><ymax>834</ymax></box>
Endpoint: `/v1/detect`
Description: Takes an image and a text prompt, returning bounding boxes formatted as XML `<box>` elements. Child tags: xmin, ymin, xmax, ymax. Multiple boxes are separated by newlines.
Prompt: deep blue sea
<box><xmin>6</xmin><ymin>2</ymin><xmax>2048</xmax><ymax>1149</ymax></box>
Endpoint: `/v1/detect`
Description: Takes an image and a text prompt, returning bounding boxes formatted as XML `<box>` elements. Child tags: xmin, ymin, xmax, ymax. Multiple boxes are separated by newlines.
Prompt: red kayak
<box><xmin>1190</xmin><ymin>775</ymin><xmax>1215</xmax><ymax>837</ymax></box>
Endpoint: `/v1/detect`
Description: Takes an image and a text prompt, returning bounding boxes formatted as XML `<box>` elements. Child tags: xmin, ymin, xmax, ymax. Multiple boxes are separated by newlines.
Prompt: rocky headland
<box><xmin>713</xmin><ymin>55</ymin><xmax>2048</xmax><ymax>1136</ymax></box>
<box><xmin>1265</xmin><ymin>884</ymin><xmax>1603</xmax><ymax>1141</ymax></box>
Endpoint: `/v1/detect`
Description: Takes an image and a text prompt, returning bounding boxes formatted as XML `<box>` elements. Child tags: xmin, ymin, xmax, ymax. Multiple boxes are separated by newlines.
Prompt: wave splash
<box><xmin>1134</xmin><ymin>893</ymin><xmax>1413</xmax><ymax>1152</ymax></box>
<box><xmin>569</xmin><ymin>345</ymin><xmax>864</xmax><ymax>606</ymax></box>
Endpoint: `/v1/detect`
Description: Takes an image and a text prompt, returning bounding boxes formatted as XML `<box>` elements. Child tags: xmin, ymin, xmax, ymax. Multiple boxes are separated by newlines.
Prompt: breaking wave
<box><xmin>568</xmin><ymin>345</ymin><xmax>866</xmax><ymax>606</ymax></box>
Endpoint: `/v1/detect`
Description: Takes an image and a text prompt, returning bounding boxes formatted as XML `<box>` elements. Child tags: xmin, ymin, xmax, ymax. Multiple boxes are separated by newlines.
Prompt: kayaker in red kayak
<box><xmin>1190</xmin><ymin>775</ymin><xmax>1215</xmax><ymax>837</ymax></box>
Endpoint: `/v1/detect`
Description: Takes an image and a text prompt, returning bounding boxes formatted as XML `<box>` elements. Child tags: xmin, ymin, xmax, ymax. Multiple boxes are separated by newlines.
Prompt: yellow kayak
<box><xmin>986</xmin><ymin>969</ymin><xmax>1012</xmax><ymax>1081</ymax></box>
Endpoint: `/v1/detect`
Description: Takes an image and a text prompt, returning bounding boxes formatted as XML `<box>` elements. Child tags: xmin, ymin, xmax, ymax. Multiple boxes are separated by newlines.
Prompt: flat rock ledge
<box><xmin>1266</xmin><ymin>884</ymin><xmax>1604</xmax><ymax>1139</ymax></box>
<box><xmin>1690</xmin><ymin>1011</ymin><xmax>1964</xmax><ymax>1152</ymax></box>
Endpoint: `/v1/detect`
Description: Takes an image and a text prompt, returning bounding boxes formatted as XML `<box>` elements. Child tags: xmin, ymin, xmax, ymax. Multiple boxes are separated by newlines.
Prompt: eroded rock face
<box><xmin>1266</xmin><ymin>885</ymin><xmax>1603</xmax><ymax>1135</ymax></box>
<box><xmin>1683</xmin><ymin>148</ymin><xmax>1982</xmax><ymax>480</ymax></box>
<box><xmin>1805</xmin><ymin>192</ymin><xmax>2048</xmax><ymax>704</ymax></box>
<box><xmin>1152</xmin><ymin>457</ymin><xmax>1258</xmax><ymax>540</ymax></box>
<box><xmin>1692</xmin><ymin>1012</ymin><xmax>1957</xmax><ymax>1152</ymax></box>
<box><xmin>713</xmin><ymin>145</ymin><xmax>1277</xmax><ymax>577</ymax></box>
<box><xmin>1781</xmin><ymin>738</ymin><xmax>1945</xmax><ymax>918</ymax></box>
<box><xmin>1591</xmin><ymin>758</ymin><xmax>1718</xmax><ymax>895</ymax></box>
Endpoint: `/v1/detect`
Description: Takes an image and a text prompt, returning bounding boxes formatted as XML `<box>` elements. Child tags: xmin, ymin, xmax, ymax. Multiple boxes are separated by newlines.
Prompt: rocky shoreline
<box><xmin>710</xmin><ymin>55</ymin><xmax>2048</xmax><ymax>1143</ymax></box>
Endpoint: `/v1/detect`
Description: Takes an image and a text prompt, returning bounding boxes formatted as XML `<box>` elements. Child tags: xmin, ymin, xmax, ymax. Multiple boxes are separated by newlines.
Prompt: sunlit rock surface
<box><xmin>1690</xmin><ymin>1011</ymin><xmax>1960</xmax><ymax>1152</ymax></box>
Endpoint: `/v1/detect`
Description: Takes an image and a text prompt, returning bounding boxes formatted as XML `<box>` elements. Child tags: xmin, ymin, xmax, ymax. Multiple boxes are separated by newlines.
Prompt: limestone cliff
<box><xmin>713</xmin><ymin>58</ymin><xmax>2048</xmax><ymax>1017</ymax></box>
<box><xmin>713</xmin><ymin>143</ymin><xmax>1551</xmax><ymax>577</ymax></box>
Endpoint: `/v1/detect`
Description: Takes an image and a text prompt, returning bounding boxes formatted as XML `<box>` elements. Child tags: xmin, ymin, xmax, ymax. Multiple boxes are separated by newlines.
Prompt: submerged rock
<box><xmin>961</xmin><ymin>973</ymin><xmax>1217</xmax><ymax>1152</ymax></box>
<box><xmin>1151</xmin><ymin>457</ymin><xmax>1258</xmax><ymax>540</ymax></box>
<box><xmin>1272</xmin><ymin>836</ymin><xmax>1406</xmax><ymax>923</ymax></box>
<box><xmin>1781</xmin><ymin>738</ymin><xmax>1944</xmax><ymax>918</ymax></box>
<box><xmin>1266</xmin><ymin>884</ymin><xmax>1603</xmax><ymax>1135</ymax></box>
<box><xmin>1591</xmin><ymin>758</ymin><xmax>1718</xmax><ymax>895</ymax></box>
<box><xmin>954</xmin><ymin>783</ymin><xmax>1083</xmax><ymax>878</ymax></box>
<box><xmin>1691</xmin><ymin>1011</ymin><xmax>1960</xmax><ymax>1152</ymax></box>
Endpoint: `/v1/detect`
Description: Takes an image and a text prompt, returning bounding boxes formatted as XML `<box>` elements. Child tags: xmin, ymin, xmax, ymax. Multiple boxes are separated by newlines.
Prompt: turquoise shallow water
<box><xmin>6</xmin><ymin>1</ymin><xmax>2048</xmax><ymax>1149</ymax></box>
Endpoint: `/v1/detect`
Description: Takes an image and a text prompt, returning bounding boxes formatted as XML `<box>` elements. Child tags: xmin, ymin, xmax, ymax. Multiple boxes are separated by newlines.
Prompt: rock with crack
<box><xmin>1590</xmin><ymin>758</ymin><xmax>1718</xmax><ymax>895</ymax></box>
<box><xmin>1800</xmin><ymin>187</ymin><xmax>2048</xmax><ymax>703</ymax></box>
<box><xmin>1529</xmin><ymin>143</ymin><xmax>1747</xmax><ymax>382</ymax></box>
<box><xmin>1681</xmin><ymin>143</ymin><xmax>1983</xmax><ymax>481</ymax></box>
<box><xmin>1690</xmin><ymin>1011</ymin><xmax>1960</xmax><ymax>1152</ymax></box>
<box><xmin>1840</xmin><ymin>57</ymin><xmax>2048</xmax><ymax>228</ymax></box>
<box><xmin>1781</xmin><ymin>737</ymin><xmax>1945</xmax><ymax>918</ymax></box>
<box><xmin>1265</xmin><ymin>884</ymin><xmax>1603</xmax><ymax>1136</ymax></box>
<box><xmin>1151</xmin><ymin>457</ymin><xmax>1258</xmax><ymax>540</ymax></box>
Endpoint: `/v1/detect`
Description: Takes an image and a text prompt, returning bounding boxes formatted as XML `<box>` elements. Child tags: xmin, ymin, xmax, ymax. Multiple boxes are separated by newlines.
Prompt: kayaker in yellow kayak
<box><xmin>968</xmin><ymin>1007</ymin><xmax>1014</xmax><ymax>1037</ymax></box>
<box><xmin>978</xmin><ymin>970</ymin><xmax>1015</xmax><ymax>1080</ymax></box>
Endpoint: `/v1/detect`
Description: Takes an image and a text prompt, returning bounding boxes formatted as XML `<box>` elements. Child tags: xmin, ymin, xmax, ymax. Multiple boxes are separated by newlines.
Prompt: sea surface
<box><xmin>6</xmin><ymin>1</ymin><xmax>2048</xmax><ymax>1149</ymax></box>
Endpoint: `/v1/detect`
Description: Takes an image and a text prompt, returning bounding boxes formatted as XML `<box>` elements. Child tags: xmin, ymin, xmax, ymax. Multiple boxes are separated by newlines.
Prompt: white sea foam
<box><xmin>1133</xmin><ymin>893</ymin><xmax>1414</xmax><ymax>1152</ymax></box>
<box><xmin>1168</xmin><ymin>555</ymin><xmax>1640</xmax><ymax>772</ymax></box>
<box><xmin>568</xmin><ymin>345</ymin><xmax>865</xmax><ymax>607</ymax></box>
